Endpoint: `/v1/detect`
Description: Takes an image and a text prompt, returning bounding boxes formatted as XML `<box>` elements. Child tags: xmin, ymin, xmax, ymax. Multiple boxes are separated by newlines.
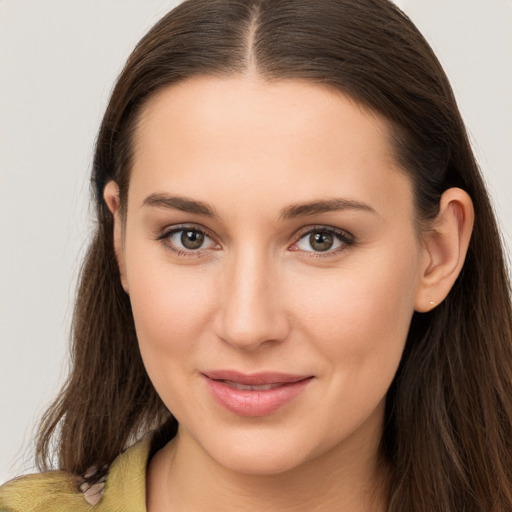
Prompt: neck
<box><xmin>147</xmin><ymin>426</ymin><xmax>389</xmax><ymax>512</ymax></box>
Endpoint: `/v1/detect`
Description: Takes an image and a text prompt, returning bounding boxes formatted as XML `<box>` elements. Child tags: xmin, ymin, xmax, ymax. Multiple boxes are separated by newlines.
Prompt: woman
<box><xmin>1</xmin><ymin>0</ymin><xmax>511</xmax><ymax>510</ymax></box>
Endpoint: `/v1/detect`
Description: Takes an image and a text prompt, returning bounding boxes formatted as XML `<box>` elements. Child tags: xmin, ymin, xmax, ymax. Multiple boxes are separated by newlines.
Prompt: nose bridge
<box><xmin>216</xmin><ymin>244</ymin><xmax>289</xmax><ymax>350</ymax></box>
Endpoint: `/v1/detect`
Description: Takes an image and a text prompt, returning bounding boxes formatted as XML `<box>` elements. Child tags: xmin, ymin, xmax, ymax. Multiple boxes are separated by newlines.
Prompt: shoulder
<box><xmin>0</xmin><ymin>470</ymin><xmax>89</xmax><ymax>512</ymax></box>
<box><xmin>0</xmin><ymin>436</ymin><xmax>152</xmax><ymax>512</ymax></box>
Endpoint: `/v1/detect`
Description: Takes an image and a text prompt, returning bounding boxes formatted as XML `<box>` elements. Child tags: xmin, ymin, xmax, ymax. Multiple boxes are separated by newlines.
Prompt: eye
<box><xmin>159</xmin><ymin>226</ymin><xmax>219</xmax><ymax>255</ymax></box>
<box><xmin>292</xmin><ymin>227</ymin><xmax>353</xmax><ymax>254</ymax></box>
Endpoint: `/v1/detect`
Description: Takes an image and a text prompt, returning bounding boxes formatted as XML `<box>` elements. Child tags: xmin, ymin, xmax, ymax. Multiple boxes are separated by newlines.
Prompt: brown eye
<box><xmin>163</xmin><ymin>227</ymin><xmax>218</xmax><ymax>255</ymax></box>
<box><xmin>294</xmin><ymin>227</ymin><xmax>353</xmax><ymax>255</ymax></box>
<box><xmin>181</xmin><ymin>230</ymin><xmax>205</xmax><ymax>249</ymax></box>
<box><xmin>308</xmin><ymin>232</ymin><xmax>334</xmax><ymax>252</ymax></box>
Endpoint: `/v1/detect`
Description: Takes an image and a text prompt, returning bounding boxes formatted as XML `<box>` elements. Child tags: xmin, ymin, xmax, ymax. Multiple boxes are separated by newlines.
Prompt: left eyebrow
<box><xmin>279</xmin><ymin>198</ymin><xmax>377</xmax><ymax>221</ymax></box>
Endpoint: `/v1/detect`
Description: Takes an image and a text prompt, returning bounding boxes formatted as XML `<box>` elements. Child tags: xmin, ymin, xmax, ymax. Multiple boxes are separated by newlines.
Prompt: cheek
<box><xmin>126</xmin><ymin>261</ymin><xmax>219</xmax><ymax>416</ymax></box>
<box><xmin>124</xmin><ymin>245</ymin><xmax>217</xmax><ymax>367</ymax></box>
<box><xmin>292</xmin><ymin>245</ymin><xmax>420</xmax><ymax>380</ymax></box>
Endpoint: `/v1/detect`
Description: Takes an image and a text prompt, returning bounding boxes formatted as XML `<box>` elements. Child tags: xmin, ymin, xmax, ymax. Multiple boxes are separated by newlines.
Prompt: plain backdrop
<box><xmin>1</xmin><ymin>0</ymin><xmax>511</xmax><ymax>483</ymax></box>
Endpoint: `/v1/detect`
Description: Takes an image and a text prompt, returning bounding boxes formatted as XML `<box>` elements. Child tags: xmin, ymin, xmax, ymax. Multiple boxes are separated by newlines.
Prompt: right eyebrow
<box><xmin>141</xmin><ymin>193</ymin><xmax>220</xmax><ymax>219</ymax></box>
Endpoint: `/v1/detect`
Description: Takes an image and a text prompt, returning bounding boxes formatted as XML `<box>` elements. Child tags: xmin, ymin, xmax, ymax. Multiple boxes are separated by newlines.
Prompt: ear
<box><xmin>415</xmin><ymin>187</ymin><xmax>474</xmax><ymax>312</ymax></box>
<box><xmin>103</xmin><ymin>180</ymin><xmax>129</xmax><ymax>294</ymax></box>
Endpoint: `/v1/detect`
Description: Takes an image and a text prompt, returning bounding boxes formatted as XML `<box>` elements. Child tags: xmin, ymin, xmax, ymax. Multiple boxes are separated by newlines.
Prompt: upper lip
<box><xmin>202</xmin><ymin>370</ymin><xmax>312</xmax><ymax>386</ymax></box>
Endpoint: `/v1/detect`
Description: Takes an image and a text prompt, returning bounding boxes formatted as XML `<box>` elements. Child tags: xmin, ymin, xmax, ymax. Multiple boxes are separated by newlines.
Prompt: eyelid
<box><xmin>155</xmin><ymin>223</ymin><xmax>354</xmax><ymax>258</ymax></box>
<box><xmin>289</xmin><ymin>225</ymin><xmax>355</xmax><ymax>256</ymax></box>
<box><xmin>157</xmin><ymin>223</ymin><xmax>221</xmax><ymax>256</ymax></box>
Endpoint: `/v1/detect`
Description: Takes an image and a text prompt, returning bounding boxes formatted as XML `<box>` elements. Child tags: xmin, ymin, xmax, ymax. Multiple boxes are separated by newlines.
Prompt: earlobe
<box><xmin>415</xmin><ymin>188</ymin><xmax>474</xmax><ymax>312</ymax></box>
<box><xmin>103</xmin><ymin>181</ymin><xmax>129</xmax><ymax>294</ymax></box>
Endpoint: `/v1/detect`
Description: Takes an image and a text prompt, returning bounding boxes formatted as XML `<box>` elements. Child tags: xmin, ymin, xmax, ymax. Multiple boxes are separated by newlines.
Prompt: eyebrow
<box><xmin>142</xmin><ymin>193</ymin><xmax>219</xmax><ymax>218</ymax></box>
<box><xmin>142</xmin><ymin>193</ymin><xmax>376</xmax><ymax>220</ymax></box>
<box><xmin>279</xmin><ymin>198</ymin><xmax>377</xmax><ymax>220</ymax></box>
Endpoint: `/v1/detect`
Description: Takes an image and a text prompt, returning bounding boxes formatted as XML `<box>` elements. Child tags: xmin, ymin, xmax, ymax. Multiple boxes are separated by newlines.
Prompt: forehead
<box><xmin>129</xmin><ymin>75</ymin><xmax>412</xmax><ymax>220</ymax></box>
<box><xmin>134</xmin><ymin>75</ymin><xmax>395</xmax><ymax>160</ymax></box>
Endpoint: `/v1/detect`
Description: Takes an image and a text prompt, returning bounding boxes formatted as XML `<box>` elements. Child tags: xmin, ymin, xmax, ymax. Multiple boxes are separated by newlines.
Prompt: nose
<box><xmin>213</xmin><ymin>248</ymin><xmax>291</xmax><ymax>351</ymax></box>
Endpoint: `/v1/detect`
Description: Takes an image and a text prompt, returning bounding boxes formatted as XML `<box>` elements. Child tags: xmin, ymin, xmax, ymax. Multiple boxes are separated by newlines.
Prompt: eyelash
<box><xmin>291</xmin><ymin>225</ymin><xmax>355</xmax><ymax>258</ymax></box>
<box><xmin>156</xmin><ymin>224</ymin><xmax>355</xmax><ymax>259</ymax></box>
<box><xmin>157</xmin><ymin>225</ymin><xmax>219</xmax><ymax>258</ymax></box>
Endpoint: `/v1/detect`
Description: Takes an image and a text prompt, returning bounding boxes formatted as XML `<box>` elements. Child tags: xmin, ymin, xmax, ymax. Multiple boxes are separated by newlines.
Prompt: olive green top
<box><xmin>0</xmin><ymin>436</ymin><xmax>151</xmax><ymax>512</ymax></box>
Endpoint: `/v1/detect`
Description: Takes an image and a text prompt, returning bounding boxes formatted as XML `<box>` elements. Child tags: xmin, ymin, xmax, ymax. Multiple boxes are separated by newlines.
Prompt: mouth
<box><xmin>219</xmin><ymin>381</ymin><xmax>285</xmax><ymax>391</ymax></box>
<box><xmin>202</xmin><ymin>370</ymin><xmax>314</xmax><ymax>417</ymax></box>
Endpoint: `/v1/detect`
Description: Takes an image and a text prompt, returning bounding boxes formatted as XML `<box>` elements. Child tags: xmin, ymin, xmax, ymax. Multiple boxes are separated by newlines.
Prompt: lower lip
<box><xmin>204</xmin><ymin>377</ymin><xmax>313</xmax><ymax>417</ymax></box>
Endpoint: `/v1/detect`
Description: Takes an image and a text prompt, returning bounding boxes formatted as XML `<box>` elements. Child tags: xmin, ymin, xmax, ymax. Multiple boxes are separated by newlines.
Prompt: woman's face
<box><xmin>115</xmin><ymin>76</ymin><xmax>428</xmax><ymax>475</ymax></box>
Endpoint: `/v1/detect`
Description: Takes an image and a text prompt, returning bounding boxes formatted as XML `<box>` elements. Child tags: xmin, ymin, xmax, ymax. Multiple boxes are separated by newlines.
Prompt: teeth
<box><xmin>223</xmin><ymin>380</ymin><xmax>281</xmax><ymax>391</ymax></box>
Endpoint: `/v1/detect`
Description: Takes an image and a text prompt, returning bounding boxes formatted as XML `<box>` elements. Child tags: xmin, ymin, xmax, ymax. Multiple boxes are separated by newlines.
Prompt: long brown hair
<box><xmin>36</xmin><ymin>0</ymin><xmax>512</xmax><ymax>509</ymax></box>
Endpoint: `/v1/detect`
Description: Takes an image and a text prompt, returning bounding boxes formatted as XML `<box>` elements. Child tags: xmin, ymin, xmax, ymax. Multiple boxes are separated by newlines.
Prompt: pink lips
<box><xmin>203</xmin><ymin>370</ymin><xmax>313</xmax><ymax>417</ymax></box>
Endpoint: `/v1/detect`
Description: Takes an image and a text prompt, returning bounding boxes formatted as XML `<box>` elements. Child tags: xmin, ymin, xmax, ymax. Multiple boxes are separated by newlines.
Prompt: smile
<box><xmin>202</xmin><ymin>371</ymin><xmax>314</xmax><ymax>417</ymax></box>
<box><xmin>222</xmin><ymin>381</ymin><xmax>283</xmax><ymax>391</ymax></box>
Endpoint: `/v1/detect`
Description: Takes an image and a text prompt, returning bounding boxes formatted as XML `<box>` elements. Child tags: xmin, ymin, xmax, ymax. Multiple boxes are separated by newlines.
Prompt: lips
<box><xmin>222</xmin><ymin>381</ymin><xmax>283</xmax><ymax>391</ymax></box>
<box><xmin>202</xmin><ymin>370</ymin><xmax>313</xmax><ymax>417</ymax></box>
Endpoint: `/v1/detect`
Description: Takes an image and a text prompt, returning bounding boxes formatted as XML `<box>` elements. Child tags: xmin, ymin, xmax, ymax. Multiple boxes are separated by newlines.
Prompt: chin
<box><xmin>215</xmin><ymin>447</ymin><xmax>308</xmax><ymax>476</ymax></box>
<box><xmin>196</xmin><ymin>426</ymin><xmax>320</xmax><ymax>476</ymax></box>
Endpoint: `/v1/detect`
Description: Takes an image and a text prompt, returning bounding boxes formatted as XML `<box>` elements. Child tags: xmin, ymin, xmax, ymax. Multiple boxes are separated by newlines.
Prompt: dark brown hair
<box><xmin>36</xmin><ymin>1</ymin><xmax>512</xmax><ymax>509</ymax></box>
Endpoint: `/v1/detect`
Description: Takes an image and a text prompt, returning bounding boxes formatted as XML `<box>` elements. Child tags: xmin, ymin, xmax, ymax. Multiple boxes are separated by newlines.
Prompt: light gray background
<box><xmin>1</xmin><ymin>0</ymin><xmax>511</xmax><ymax>483</ymax></box>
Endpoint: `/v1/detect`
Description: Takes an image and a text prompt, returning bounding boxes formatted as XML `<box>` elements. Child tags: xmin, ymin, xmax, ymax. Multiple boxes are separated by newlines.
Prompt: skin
<box><xmin>104</xmin><ymin>75</ymin><xmax>474</xmax><ymax>511</ymax></box>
